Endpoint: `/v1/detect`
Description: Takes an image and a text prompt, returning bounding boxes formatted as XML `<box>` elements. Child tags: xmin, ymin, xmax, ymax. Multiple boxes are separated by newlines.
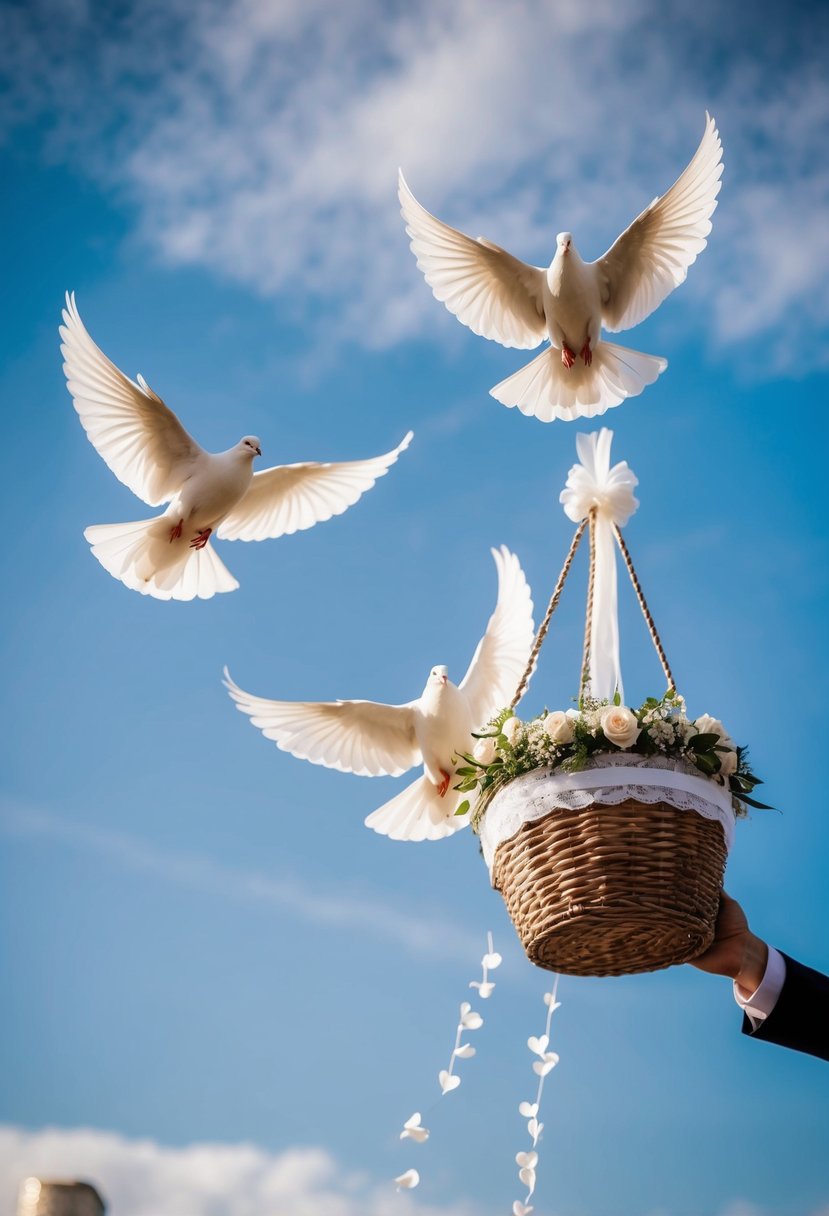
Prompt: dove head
<box><xmin>427</xmin><ymin>665</ymin><xmax>449</xmax><ymax>689</ymax></box>
<box><xmin>238</xmin><ymin>436</ymin><xmax>262</xmax><ymax>459</ymax></box>
<box><xmin>556</xmin><ymin>232</ymin><xmax>573</xmax><ymax>256</ymax></box>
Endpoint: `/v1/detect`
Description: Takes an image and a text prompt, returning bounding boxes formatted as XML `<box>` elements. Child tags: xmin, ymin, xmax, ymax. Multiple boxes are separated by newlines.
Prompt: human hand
<box><xmin>691</xmin><ymin>891</ymin><xmax>769</xmax><ymax>997</ymax></box>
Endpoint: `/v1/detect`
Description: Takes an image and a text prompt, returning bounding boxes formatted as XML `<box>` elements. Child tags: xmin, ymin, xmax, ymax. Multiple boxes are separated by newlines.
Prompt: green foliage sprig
<box><xmin>454</xmin><ymin>691</ymin><xmax>768</xmax><ymax>833</ymax></box>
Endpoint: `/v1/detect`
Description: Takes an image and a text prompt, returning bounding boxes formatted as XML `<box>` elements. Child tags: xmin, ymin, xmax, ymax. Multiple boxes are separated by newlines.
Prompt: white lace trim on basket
<box><xmin>479</xmin><ymin>753</ymin><xmax>736</xmax><ymax>877</ymax></box>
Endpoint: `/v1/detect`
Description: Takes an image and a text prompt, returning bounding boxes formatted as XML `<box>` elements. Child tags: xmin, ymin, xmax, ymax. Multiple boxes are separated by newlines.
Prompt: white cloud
<box><xmin>0</xmin><ymin>1125</ymin><xmax>474</xmax><ymax>1216</ymax></box>
<box><xmin>2</xmin><ymin>0</ymin><xmax>828</xmax><ymax>370</ymax></box>
<box><xmin>0</xmin><ymin>801</ymin><xmax>479</xmax><ymax>962</ymax></box>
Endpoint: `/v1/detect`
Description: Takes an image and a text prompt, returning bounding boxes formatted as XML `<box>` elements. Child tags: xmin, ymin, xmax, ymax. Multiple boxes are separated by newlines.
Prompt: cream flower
<box><xmin>501</xmin><ymin>716</ymin><xmax>522</xmax><ymax>745</ymax></box>
<box><xmin>718</xmin><ymin>747</ymin><xmax>738</xmax><ymax>777</ymax></box>
<box><xmin>473</xmin><ymin>735</ymin><xmax>498</xmax><ymax>765</ymax></box>
<box><xmin>543</xmin><ymin>710</ymin><xmax>575</xmax><ymax>745</ymax></box>
<box><xmin>600</xmin><ymin>705</ymin><xmax>641</xmax><ymax>749</ymax></box>
<box><xmin>694</xmin><ymin>713</ymin><xmax>732</xmax><ymax>746</ymax></box>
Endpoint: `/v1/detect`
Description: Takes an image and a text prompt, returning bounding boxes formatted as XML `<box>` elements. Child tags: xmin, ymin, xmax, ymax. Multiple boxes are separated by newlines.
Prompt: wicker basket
<box><xmin>487</xmin><ymin>772</ymin><xmax>729</xmax><ymax>977</ymax></box>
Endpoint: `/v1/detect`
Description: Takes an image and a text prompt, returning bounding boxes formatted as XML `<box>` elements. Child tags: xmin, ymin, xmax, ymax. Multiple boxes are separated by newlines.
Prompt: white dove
<box><xmin>60</xmin><ymin>293</ymin><xmax>412</xmax><ymax>600</ymax></box>
<box><xmin>224</xmin><ymin>545</ymin><xmax>534</xmax><ymax>841</ymax></box>
<box><xmin>399</xmin><ymin>112</ymin><xmax>723</xmax><ymax>421</ymax></box>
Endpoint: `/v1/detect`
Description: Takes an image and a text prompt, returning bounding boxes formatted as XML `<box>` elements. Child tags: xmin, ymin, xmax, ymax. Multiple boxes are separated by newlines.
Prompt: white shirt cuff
<box><xmin>733</xmin><ymin>946</ymin><xmax>786</xmax><ymax>1030</ymax></box>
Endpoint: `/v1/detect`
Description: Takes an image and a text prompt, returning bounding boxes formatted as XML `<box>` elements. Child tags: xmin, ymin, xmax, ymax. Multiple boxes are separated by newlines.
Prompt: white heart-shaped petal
<box><xmin>439</xmin><ymin>1070</ymin><xmax>461</xmax><ymax>1094</ymax></box>
<box><xmin>394</xmin><ymin>1170</ymin><xmax>420</xmax><ymax>1190</ymax></box>
<box><xmin>533</xmin><ymin>1059</ymin><xmax>554</xmax><ymax>1077</ymax></box>
<box><xmin>513</xmin><ymin>1203</ymin><xmax>534</xmax><ymax>1216</ymax></box>
<box><xmin>528</xmin><ymin>1118</ymin><xmax>543</xmax><ymax>1142</ymax></box>
<box><xmin>516</xmin><ymin>1151</ymin><xmax>538</xmax><ymax>1169</ymax></box>
<box><xmin>527</xmin><ymin>1035</ymin><xmax>549</xmax><ymax>1056</ymax></box>
<box><xmin>519</xmin><ymin>1167</ymin><xmax>536</xmax><ymax>1194</ymax></box>
<box><xmin>459</xmin><ymin>1001</ymin><xmax>471</xmax><ymax>1016</ymax></box>
<box><xmin>543</xmin><ymin>1051</ymin><xmax>559</xmax><ymax>1066</ymax></box>
<box><xmin>482</xmin><ymin>951</ymin><xmax>503</xmax><ymax>970</ymax></box>
<box><xmin>543</xmin><ymin>993</ymin><xmax>562</xmax><ymax>1010</ymax></box>
<box><xmin>461</xmin><ymin>1008</ymin><xmax>483</xmax><ymax>1030</ymax></box>
<box><xmin>454</xmin><ymin>1043</ymin><xmax>476</xmax><ymax>1059</ymax></box>
<box><xmin>400</xmin><ymin>1113</ymin><xmax>429</xmax><ymax>1143</ymax></box>
<box><xmin>469</xmin><ymin>980</ymin><xmax>496</xmax><ymax>998</ymax></box>
<box><xmin>518</xmin><ymin>1101</ymin><xmax>538</xmax><ymax>1118</ymax></box>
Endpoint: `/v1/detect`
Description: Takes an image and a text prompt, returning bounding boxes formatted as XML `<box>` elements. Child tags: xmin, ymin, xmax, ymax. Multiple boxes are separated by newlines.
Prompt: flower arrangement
<box><xmin>454</xmin><ymin>691</ymin><xmax>769</xmax><ymax>829</ymax></box>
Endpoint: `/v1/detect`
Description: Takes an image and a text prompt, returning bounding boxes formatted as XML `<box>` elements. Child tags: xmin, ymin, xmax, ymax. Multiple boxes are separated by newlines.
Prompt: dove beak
<box><xmin>255</xmin><ymin>446</ymin><xmax>261</xmax><ymax>456</ymax></box>
<box><xmin>440</xmin><ymin>675</ymin><xmax>448</xmax><ymax>685</ymax></box>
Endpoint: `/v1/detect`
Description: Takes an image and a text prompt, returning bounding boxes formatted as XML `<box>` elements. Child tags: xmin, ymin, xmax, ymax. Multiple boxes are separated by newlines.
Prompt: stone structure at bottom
<box><xmin>17</xmin><ymin>1179</ymin><xmax>106</xmax><ymax>1216</ymax></box>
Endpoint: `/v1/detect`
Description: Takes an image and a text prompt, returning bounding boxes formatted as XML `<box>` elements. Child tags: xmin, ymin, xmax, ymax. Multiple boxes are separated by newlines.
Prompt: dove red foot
<box><xmin>225</xmin><ymin>546</ymin><xmax>535</xmax><ymax>841</ymax></box>
<box><xmin>61</xmin><ymin>293</ymin><xmax>412</xmax><ymax>601</ymax></box>
<box><xmin>400</xmin><ymin>112</ymin><xmax>722</xmax><ymax>421</ymax></box>
<box><xmin>190</xmin><ymin>528</ymin><xmax>212</xmax><ymax>550</ymax></box>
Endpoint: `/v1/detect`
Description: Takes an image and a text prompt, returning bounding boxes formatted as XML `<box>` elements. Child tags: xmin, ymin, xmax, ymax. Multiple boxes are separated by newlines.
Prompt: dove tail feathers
<box><xmin>489</xmin><ymin>341</ymin><xmax>667</xmax><ymax>422</ymax></box>
<box><xmin>84</xmin><ymin>518</ymin><xmax>239</xmax><ymax>601</ymax></box>
<box><xmin>365</xmin><ymin>775</ymin><xmax>471</xmax><ymax>842</ymax></box>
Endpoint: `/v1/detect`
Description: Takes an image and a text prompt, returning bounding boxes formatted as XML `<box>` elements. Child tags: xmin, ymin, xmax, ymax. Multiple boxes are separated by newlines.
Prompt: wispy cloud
<box><xmin>2</xmin><ymin>0</ymin><xmax>828</xmax><ymax>370</ymax></box>
<box><xmin>0</xmin><ymin>1125</ymin><xmax>475</xmax><ymax>1216</ymax></box>
<box><xmin>0</xmin><ymin>801</ymin><xmax>479</xmax><ymax>962</ymax></box>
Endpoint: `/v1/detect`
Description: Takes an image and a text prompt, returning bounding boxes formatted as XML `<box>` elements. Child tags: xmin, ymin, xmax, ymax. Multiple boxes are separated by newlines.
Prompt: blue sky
<box><xmin>1</xmin><ymin>1</ymin><xmax>828</xmax><ymax>1213</ymax></box>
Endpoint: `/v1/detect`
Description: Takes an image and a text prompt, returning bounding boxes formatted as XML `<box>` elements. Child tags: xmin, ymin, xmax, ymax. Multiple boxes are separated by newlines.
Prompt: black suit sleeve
<box><xmin>742</xmin><ymin>952</ymin><xmax>829</xmax><ymax>1061</ymax></box>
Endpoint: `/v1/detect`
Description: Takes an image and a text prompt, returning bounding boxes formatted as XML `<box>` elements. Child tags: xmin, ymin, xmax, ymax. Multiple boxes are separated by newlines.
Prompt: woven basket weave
<box><xmin>491</xmin><ymin>796</ymin><xmax>727</xmax><ymax>977</ymax></box>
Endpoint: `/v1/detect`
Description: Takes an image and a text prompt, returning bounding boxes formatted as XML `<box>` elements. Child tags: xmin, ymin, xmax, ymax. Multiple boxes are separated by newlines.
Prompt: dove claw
<box><xmin>436</xmin><ymin>769</ymin><xmax>451</xmax><ymax>798</ymax></box>
<box><xmin>189</xmin><ymin>527</ymin><xmax>213</xmax><ymax>550</ymax></box>
<box><xmin>169</xmin><ymin>519</ymin><xmax>184</xmax><ymax>542</ymax></box>
<box><xmin>561</xmin><ymin>344</ymin><xmax>576</xmax><ymax>369</ymax></box>
<box><xmin>579</xmin><ymin>340</ymin><xmax>593</xmax><ymax>366</ymax></box>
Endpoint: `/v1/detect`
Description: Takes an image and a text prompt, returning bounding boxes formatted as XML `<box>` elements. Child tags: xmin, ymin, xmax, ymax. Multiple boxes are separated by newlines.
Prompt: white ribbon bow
<box><xmin>559</xmin><ymin>429</ymin><xmax>638</xmax><ymax>702</ymax></box>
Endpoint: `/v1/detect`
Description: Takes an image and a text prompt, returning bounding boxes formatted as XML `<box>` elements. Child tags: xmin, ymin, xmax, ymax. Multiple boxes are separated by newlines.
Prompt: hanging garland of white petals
<box><xmin>512</xmin><ymin>978</ymin><xmax>562</xmax><ymax>1215</ymax></box>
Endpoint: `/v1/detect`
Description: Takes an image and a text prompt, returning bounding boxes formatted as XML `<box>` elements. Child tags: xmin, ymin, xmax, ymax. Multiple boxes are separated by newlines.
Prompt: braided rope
<box><xmin>612</xmin><ymin>522</ymin><xmax>676</xmax><ymax>692</ymax></box>
<box><xmin>510</xmin><ymin>519</ymin><xmax>588</xmax><ymax>709</ymax></box>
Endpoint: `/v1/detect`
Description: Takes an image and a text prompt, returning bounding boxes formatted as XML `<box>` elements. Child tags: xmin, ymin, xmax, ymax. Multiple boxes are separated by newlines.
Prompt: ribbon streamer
<box><xmin>559</xmin><ymin>429</ymin><xmax>638</xmax><ymax>702</ymax></box>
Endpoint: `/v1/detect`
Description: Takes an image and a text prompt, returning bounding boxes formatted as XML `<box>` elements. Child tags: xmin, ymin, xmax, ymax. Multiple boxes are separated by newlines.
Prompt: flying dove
<box><xmin>399</xmin><ymin>113</ymin><xmax>722</xmax><ymax>421</ymax></box>
<box><xmin>224</xmin><ymin>546</ymin><xmax>534</xmax><ymax>840</ymax></box>
<box><xmin>60</xmin><ymin>293</ymin><xmax>411</xmax><ymax>600</ymax></box>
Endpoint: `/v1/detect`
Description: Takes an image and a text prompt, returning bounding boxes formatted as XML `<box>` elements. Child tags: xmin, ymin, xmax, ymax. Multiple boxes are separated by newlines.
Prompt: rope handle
<box><xmin>510</xmin><ymin>512</ymin><xmax>676</xmax><ymax>710</ymax></box>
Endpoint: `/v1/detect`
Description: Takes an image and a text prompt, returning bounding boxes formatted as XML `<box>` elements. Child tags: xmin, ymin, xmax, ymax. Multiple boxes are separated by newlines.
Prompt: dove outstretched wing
<box><xmin>216</xmin><ymin>432</ymin><xmax>412</xmax><ymax>542</ymax></box>
<box><xmin>595</xmin><ymin>112</ymin><xmax>723</xmax><ymax>334</ymax></box>
<box><xmin>224</xmin><ymin>670</ymin><xmax>421</xmax><ymax>777</ymax></box>
<box><xmin>399</xmin><ymin>173</ymin><xmax>547</xmax><ymax>350</ymax></box>
<box><xmin>460</xmin><ymin>546</ymin><xmax>535</xmax><ymax>731</ymax></box>
<box><xmin>60</xmin><ymin>292</ymin><xmax>204</xmax><ymax>506</ymax></box>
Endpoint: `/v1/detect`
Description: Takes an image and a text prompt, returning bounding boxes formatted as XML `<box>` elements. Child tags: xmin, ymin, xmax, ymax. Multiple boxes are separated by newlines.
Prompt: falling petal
<box><xmin>460</xmin><ymin>1008</ymin><xmax>484</xmax><ymax>1030</ymax></box>
<box><xmin>459</xmin><ymin>1001</ymin><xmax>471</xmax><ymax>1017</ymax></box>
<box><xmin>400</xmin><ymin>1113</ymin><xmax>429</xmax><ymax>1143</ymax></box>
<box><xmin>513</xmin><ymin>1203</ymin><xmax>534</xmax><ymax>1216</ymax></box>
<box><xmin>516</xmin><ymin>1152</ymin><xmax>538</xmax><ymax>1169</ymax></box>
<box><xmin>469</xmin><ymin>980</ymin><xmax>496</xmax><ymax>998</ymax></box>
<box><xmin>528</xmin><ymin>1118</ymin><xmax>543</xmax><ymax>1142</ymax></box>
<box><xmin>543</xmin><ymin>993</ymin><xmax>562</xmax><ymax>1010</ymax></box>
<box><xmin>394</xmin><ymin>1169</ymin><xmax>420</xmax><ymax>1190</ymax></box>
<box><xmin>482</xmin><ymin>952</ymin><xmax>503</xmax><ymax>970</ymax></box>
<box><xmin>519</xmin><ymin>1167</ymin><xmax>537</xmax><ymax>1195</ymax></box>
<box><xmin>438</xmin><ymin>1070</ymin><xmax>461</xmax><ymax>1094</ymax></box>
<box><xmin>527</xmin><ymin>1035</ymin><xmax>549</xmax><ymax>1056</ymax></box>
<box><xmin>518</xmin><ymin>1101</ymin><xmax>538</xmax><ymax>1118</ymax></box>
<box><xmin>454</xmin><ymin>1043</ymin><xmax>476</xmax><ymax>1059</ymax></box>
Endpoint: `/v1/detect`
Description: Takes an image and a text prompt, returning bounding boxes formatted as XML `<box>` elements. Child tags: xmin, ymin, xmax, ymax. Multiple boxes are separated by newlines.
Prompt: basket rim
<box><xmin>478</xmin><ymin>755</ymin><xmax>735</xmax><ymax>875</ymax></box>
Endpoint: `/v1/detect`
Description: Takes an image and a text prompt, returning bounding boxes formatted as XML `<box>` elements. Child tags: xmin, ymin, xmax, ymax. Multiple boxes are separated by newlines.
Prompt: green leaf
<box><xmin>454</xmin><ymin>800</ymin><xmax>471</xmax><ymax>817</ymax></box>
<box><xmin>737</xmin><ymin>793</ymin><xmax>775</xmax><ymax>811</ymax></box>
<box><xmin>689</xmin><ymin>732</ymin><xmax>721</xmax><ymax>753</ymax></box>
<box><xmin>613</xmin><ymin>689</ymin><xmax>621</xmax><ymax>706</ymax></box>
<box><xmin>694</xmin><ymin>751</ymin><xmax>721</xmax><ymax>775</ymax></box>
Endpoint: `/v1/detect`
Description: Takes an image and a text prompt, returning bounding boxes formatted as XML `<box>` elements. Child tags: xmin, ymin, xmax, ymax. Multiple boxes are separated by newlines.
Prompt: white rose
<box><xmin>600</xmin><ymin>705</ymin><xmax>641</xmax><ymax>749</ymax></box>
<box><xmin>718</xmin><ymin>747</ymin><xmax>738</xmax><ymax>777</ymax></box>
<box><xmin>694</xmin><ymin>713</ymin><xmax>731</xmax><ymax>745</ymax></box>
<box><xmin>501</xmin><ymin>716</ymin><xmax>522</xmax><ymax>745</ymax></box>
<box><xmin>543</xmin><ymin>710</ymin><xmax>575</xmax><ymax>745</ymax></box>
<box><xmin>473</xmin><ymin>736</ymin><xmax>497</xmax><ymax>765</ymax></box>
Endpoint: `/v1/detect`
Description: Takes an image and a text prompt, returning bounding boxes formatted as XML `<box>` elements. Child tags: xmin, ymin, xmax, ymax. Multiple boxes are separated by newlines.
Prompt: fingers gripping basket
<box><xmin>470</xmin><ymin>430</ymin><xmax>745</xmax><ymax>977</ymax></box>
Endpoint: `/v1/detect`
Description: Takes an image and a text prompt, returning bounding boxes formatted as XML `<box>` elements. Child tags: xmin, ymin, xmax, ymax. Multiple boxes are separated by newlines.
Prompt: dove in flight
<box><xmin>60</xmin><ymin>293</ymin><xmax>412</xmax><ymax>600</ymax></box>
<box><xmin>224</xmin><ymin>545</ymin><xmax>534</xmax><ymax>841</ymax></box>
<box><xmin>399</xmin><ymin>112</ymin><xmax>723</xmax><ymax>422</ymax></box>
